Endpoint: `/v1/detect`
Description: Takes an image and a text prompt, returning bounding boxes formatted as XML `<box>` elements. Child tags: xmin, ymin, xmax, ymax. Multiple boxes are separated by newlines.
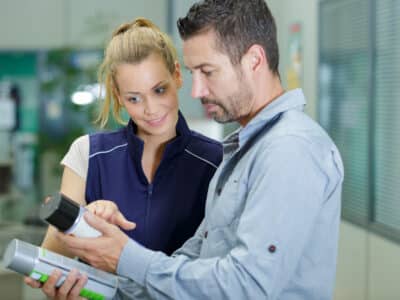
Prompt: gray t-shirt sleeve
<box><xmin>60</xmin><ymin>135</ymin><xmax>89</xmax><ymax>180</ymax></box>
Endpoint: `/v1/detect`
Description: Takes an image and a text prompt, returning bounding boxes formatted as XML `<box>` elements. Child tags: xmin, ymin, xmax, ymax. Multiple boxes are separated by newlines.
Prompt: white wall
<box><xmin>0</xmin><ymin>0</ymin><xmax>66</xmax><ymax>49</ymax></box>
<box><xmin>269</xmin><ymin>1</ymin><xmax>400</xmax><ymax>299</ymax></box>
<box><xmin>268</xmin><ymin>0</ymin><xmax>318</xmax><ymax>118</ymax></box>
<box><xmin>0</xmin><ymin>0</ymin><xmax>218</xmax><ymax>123</ymax></box>
<box><xmin>0</xmin><ymin>0</ymin><xmax>168</xmax><ymax>49</ymax></box>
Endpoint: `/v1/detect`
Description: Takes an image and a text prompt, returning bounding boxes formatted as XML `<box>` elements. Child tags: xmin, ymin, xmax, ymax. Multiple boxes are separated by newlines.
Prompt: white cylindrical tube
<box><xmin>39</xmin><ymin>193</ymin><xmax>101</xmax><ymax>238</ymax></box>
<box><xmin>2</xmin><ymin>239</ymin><xmax>119</xmax><ymax>300</ymax></box>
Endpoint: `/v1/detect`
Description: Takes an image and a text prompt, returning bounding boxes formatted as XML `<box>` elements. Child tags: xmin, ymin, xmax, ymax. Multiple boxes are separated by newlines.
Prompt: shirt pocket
<box><xmin>201</xmin><ymin>218</ymin><xmax>240</xmax><ymax>258</ymax></box>
<box><xmin>207</xmin><ymin>175</ymin><xmax>247</xmax><ymax>229</ymax></box>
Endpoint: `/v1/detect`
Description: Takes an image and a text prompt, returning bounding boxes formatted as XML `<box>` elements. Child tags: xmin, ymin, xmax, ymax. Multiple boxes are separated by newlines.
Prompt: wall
<box><xmin>269</xmin><ymin>1</ymin><xmax>400</xmax><ymax>299</ymax></box>
<box><xmin>0</xmin><ymin>0</ymin><xmax>168</xmax><ymax>49</ymax></box>
<box><xmin>268</xmin><ymin>0</ymin><xmax>318</xmax><ymax>118</ymax></box>
<box><xmin>0</xmin><ymin>0</ymin><xmax>223</xmax><ymax>137</ymax></box>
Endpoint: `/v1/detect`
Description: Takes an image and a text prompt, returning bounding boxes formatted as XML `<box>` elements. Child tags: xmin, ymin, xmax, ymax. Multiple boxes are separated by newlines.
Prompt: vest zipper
<box><xmin>145</xmin><ymin>184</ymin><xmax>153</xmax><ymax>245</ymax></box>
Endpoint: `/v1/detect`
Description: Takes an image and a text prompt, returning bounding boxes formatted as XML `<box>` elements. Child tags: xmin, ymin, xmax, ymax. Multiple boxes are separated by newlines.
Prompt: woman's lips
<box><xmin>146</xmin><ymin>113</ymin><xmax>167</xmax><ymax>127</ymax></box>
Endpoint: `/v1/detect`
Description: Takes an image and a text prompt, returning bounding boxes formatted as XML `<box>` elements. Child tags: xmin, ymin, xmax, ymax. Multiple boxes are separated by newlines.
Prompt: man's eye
<box><xmin>202</xmin><ymin>70</ymin><xmax>213</xmax><ymax>77</ymax></box>
<box><xmin>155</xmin><ymin>87</ymin><xmax>166</xmax><ymax>94</ymax></box>
<box><xmin>127</xmin><ymin>96</ymin><xmax>142</xmax><ymax>103</ymax></box>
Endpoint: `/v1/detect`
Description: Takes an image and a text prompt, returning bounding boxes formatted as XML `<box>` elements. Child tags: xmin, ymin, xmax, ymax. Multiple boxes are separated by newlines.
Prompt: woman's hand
<box><xmin>24</xmin><ymin>269</ymin><xmax>87</xmax><ymax>300</ymax></box>
<box><xmin>86</xmin><ymin>200</ymin><xmax>136</xmax><ymax>231</ymax></box>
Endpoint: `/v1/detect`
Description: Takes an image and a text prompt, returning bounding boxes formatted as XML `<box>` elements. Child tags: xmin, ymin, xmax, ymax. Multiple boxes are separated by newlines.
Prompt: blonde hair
<box><xmin>96</xmin><ymin>18</ymin><xmax>178</xmax><ymax>127</ymax></box>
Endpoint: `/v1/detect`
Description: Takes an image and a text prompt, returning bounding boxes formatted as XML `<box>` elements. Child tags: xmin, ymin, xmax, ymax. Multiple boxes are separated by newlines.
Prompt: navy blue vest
<box><xmin>86</xmin><ymin>112</ymin><xmax>222</xmax><ymax>255</ymax></box>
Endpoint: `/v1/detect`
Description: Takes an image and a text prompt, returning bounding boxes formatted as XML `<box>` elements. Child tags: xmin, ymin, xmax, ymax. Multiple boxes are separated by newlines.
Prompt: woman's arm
<box><xmin>24</xmin><ymin>166</ymin><xmax>87</xmax><ymax>290</ymax></box>
<box><xmin>41</xmin><ymin>166</ymin><xmax>87</xmax><ymax>257</ymax></box>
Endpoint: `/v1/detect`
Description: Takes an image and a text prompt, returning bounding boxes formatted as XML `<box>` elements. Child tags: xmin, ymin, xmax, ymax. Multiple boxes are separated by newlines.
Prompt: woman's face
<box><xmin>114</xmin><ymin>53</ymin><xmax>182</xmax><ymax>140</ymax></box>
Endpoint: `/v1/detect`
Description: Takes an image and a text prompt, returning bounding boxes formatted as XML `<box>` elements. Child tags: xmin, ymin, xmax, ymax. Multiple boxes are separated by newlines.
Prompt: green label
<box><xmin>30</xmin><ymin>270</ymin><xmax>105</xmax><ymax>300</ymax></box>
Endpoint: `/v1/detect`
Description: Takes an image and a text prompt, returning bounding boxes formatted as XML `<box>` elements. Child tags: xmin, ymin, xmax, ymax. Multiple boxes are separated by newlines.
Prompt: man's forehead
<box><xmin>182</xmin><ymin>32</ymin><xmax>226</xmax><ymax>67</ymax></box>
<box><xmin>183</xmin><ymin>32</ymin><xmax>213</xmax><ymax>54</ymax></box>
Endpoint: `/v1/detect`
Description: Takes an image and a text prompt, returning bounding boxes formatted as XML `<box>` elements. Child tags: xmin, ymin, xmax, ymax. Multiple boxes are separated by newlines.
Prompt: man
<box><xmin>37</xmin><ymin>0</ymin><xmax>343</xmax><ymax>299</ymax></box>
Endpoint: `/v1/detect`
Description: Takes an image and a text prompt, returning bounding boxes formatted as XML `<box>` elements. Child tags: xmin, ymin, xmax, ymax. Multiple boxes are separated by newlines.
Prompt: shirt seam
<box><xmin>89</xmin><ymin>143</ymin><xmax>128</xmax><ymax>159</ymax></box>
<box><xmin>184</xmin><ymin>149</ymin><xmax>218</xmax><ymax>169</ymax></box>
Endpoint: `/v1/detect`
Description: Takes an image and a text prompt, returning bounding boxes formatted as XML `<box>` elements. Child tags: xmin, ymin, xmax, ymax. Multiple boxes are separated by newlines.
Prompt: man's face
<box><xmin>183</xmin><ymin>30</ymin><xmax>254</xmax><ymax>124</ymax></box>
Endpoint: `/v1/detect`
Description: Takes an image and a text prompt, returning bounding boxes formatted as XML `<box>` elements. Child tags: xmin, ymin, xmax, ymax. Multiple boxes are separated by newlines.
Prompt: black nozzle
<box><xmin>39</xmin><ymin>193</ymin><xmax>80</xmax><ymax>232</ymax></box>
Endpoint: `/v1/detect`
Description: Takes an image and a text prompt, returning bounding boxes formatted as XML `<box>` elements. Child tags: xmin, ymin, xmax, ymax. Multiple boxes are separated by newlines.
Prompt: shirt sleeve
<box><xmin>116</xmin><ymin>136</ymin><xmax>342</xmax><ymax>299</ymax></box>
<box><xmin>60</xmin><ymin>135</ymin><xmax>89</xmax><ymax>180</ymax></box>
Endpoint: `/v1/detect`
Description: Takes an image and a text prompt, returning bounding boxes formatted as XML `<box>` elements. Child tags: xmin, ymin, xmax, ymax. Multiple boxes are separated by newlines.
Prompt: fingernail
<box><xmin>52</xmin><ymin>269</ymin><xmax>60</xmax><ymax>276</ymax></box>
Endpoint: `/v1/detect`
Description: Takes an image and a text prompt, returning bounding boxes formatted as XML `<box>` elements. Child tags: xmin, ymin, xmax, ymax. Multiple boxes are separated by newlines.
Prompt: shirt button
<box><xmin>204</xmin><ymin>231</ymin><xmax>208</xmax><ymax>239</ymax></box>
<box><xmin>268</xmin><ymin>245</ymin><xmax>276</xmax><ymax>253</ymax></box>
<box><xmin>216</xmin><ymin>187</ymin><xmax>222</xmax><ymax>196</ymax></box>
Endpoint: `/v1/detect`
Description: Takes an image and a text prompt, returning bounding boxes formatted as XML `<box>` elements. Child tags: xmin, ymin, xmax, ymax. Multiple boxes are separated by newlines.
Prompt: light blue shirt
<box><xmin>115</xmin><ymin>89</ymin><xmax>344</xmax><ymax>300</ymax></box>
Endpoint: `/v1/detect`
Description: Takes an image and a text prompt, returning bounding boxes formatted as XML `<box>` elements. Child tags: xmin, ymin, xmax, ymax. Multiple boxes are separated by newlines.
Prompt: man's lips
<box><xmin>203</xmin><ymin>103</ymin><xmax>218</xmax><ymax>114</ymax></box>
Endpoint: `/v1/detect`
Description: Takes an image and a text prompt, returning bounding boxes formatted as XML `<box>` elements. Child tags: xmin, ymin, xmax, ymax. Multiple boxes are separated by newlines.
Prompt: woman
<box><xmin>25</xmin><ymin>17</ymin><xmax>222</xmax><ymax>292</ymax></box>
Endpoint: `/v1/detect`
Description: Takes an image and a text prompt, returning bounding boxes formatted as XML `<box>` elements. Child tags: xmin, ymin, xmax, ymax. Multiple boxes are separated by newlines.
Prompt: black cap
<box><xmin>39</xmin><ymin>193</ymin><xmax>80</xmax><ymax>231</ymax></box>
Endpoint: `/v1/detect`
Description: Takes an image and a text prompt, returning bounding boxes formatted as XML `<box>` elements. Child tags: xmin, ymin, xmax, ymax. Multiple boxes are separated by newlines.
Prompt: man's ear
<box><xmin>242</xmin><ymin>44</ymin><xmax>266</xmax><ymax>72</ymax></box>
<box><xmin>174</xmin><ymin>61</ymin><xmax>183</xmax><ymax>88</ymax></box>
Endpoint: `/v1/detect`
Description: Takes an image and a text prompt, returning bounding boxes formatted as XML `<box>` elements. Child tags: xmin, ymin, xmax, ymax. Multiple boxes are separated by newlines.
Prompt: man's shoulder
<box><xmin>267</xmin><ymin>110</ymin><xmax>335</xmax><ymax>147</ymax></box>
<box><xmin>254</xmin><ymin>111</ymin><xmax>343</xmax><ymax>175</ymax></box>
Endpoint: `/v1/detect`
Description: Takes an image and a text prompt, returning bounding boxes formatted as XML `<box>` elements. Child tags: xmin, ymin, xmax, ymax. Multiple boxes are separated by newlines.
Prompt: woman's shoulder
<box><xmin>186</xmin><ymin>131</ymin><xmax>223</xmax><ymax>166</ymax></box>
<box><xmin>69</xmin><ymin>134</ymin><xmax>89</xmax><ymax>153</ymax></box>
<box><xmin>189</xmin><ymin>131</ymin><xmax>222</xmax><ymax>152</ymax></box>
<box><xmin>88</xmin><ymin>128</ymin><xmax>128</xmax><ymax>154</ymax></box>
<box><xmin>89</xmin><ymin>127</ymin><xmax>126</xmax><ymax>141</ymax></box>
<box><xmin>61</xmin><ymin>134</ymin><xmax>89</xmax><ymax>179</ymax></box>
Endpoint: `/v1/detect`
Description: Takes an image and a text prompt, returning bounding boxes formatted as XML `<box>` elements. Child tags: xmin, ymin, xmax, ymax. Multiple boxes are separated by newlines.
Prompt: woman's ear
<box><xmin>174</xmin><ymin>61</ymin><xmax>183</xmax><ymax>88</ymax></box>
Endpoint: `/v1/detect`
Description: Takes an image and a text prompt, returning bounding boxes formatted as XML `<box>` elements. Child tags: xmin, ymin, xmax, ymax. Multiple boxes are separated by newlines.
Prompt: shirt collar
<box><xmin>223</xmin><ymin>89</ymin><xmax>306</xmax><ymax>154</ymax></box>
<box><xmin>126</xmin><ymin>111</ymin><xmax>192</xmax><ymax>165</ymax></box>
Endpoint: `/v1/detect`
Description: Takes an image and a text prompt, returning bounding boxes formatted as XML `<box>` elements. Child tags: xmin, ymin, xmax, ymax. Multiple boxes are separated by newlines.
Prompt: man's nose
<box><xmin>191</xmin><ymin>75</ymin><xmax>209</xmax><ymax>99</ymax></box>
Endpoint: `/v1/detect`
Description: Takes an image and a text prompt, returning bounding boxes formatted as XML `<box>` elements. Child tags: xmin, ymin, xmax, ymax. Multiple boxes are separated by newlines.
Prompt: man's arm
<box><xmin>113</xmin><ymin>137</ymin><xmax>342</xmax><ymax>299</ymax></box>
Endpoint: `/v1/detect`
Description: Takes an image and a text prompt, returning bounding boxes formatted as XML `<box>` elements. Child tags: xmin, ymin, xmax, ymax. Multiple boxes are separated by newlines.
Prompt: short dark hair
<box><xmin>177</xmin><ymin>0</ymin><xmax>279</xmax><ymax>75</ymax></box>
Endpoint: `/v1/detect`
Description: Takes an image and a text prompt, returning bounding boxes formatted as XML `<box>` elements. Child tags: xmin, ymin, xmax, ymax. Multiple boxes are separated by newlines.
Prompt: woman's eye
<box><xmin>155</xmin><ymin>87</ymin><xmax>166</xmax><ymax>94</ymax></box>
<box><xmin>127</xmin><ymin>96</ymin><xmax>142</xmax><ymax>103</ymax></box>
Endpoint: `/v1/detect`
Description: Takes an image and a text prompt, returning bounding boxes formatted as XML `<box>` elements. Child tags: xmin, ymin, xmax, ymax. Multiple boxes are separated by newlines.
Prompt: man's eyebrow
<box><xmin>185</xmin><ymin>63</ymin><xmax>214</xmax><ymax>71</ymax></box>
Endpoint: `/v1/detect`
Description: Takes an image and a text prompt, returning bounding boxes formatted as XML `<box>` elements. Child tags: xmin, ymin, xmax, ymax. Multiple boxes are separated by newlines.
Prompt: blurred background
<box><xmin>0</xmin><ymin>0</ymin><xmax>399</xmax><ymax>299</ymax></box>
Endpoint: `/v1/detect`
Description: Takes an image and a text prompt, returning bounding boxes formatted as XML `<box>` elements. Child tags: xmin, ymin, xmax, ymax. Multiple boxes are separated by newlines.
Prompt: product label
<box><xmin>30</xmin><ymin>270</ymin><xmax>106</xmax><ymax>300</ymax></box>
<box><xmin>73</xmin><ymin>215</ymin><xmax>102</xmax><ymax>238</ymax></box>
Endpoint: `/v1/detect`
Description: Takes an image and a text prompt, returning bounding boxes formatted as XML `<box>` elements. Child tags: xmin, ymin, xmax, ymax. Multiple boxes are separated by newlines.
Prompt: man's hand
<box><xmin>86</xmin><ymin>200</ymin><xmax>136</xmax><ymax>231</ymax></box>
<box><xmin>56</xmin><ymin>212</ymin><xmax>129</xmax><ymax>273</ymax></box>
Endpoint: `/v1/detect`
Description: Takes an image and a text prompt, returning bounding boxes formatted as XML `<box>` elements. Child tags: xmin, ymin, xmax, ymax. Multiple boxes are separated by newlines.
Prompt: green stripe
<box><xmin>30</xmin><ymin>270</ymin><xmax>105</xmax><ymax>300</ymax></box>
